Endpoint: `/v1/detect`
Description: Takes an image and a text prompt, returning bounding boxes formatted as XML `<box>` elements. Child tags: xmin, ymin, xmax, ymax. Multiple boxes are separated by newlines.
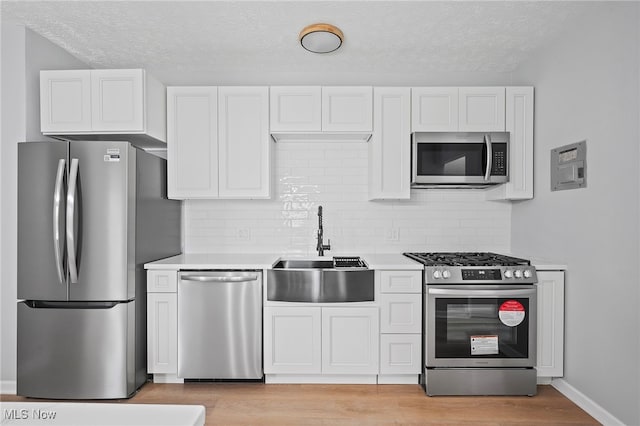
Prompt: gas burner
<box><xmin>403</xmin><ymin>252</ymin><xmax>530</xmax><ymax>267</ymax></box>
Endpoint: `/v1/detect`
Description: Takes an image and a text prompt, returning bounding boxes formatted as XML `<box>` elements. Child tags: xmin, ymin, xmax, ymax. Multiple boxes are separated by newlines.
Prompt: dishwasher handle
<box><xmin>180</xmin><ymin>274</ymin><xmax>259</xmax><ymax>283</ymax></box>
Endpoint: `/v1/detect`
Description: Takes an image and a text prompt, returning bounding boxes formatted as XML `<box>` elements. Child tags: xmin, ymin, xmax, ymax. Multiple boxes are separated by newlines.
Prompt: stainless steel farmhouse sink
<box><xmin>272</xmin><ymin>259</ymin><xmax>335</xmax><ymax>269</ymax></box>
<box><xmin>267</xmin><ymin>257</ymin><xmax>374</xmax><ymax>303</ymax></box>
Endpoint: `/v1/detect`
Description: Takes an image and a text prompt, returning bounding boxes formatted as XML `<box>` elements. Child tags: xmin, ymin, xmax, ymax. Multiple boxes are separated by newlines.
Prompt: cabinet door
<box><xmin>380</xmin><ymin>334</ymin><xmax>421</xmax><ymax>375</ymax></box>
<box><xmin>167</xmin><ymin>87</ymin><xmax>219</xmax><ymax>199</ymax></box>
<box><xmin>270</xmin><ymin>86</ymin><xmax>321</xmax><ymax>132</ymax></box>
<box><xmin>458</xmin><ymin>87</ymin><xmax>506</xmax><ymax>131</ymax></box>
<box><xmin>321</xmin><ymin>86</ymin><xmax>373</xmax><ymax>132</ymax></box>
<box><xmin>380</xmin><ymin>294</ymin><xmax>422</xmax><ymax>334</ymax></box>
<box><xmin>322</xmin><ymin>307</ymin><xmax>379</xmax><ymax>374</ymax></box>
<box><xmin>264</xmin><ymin>307</ymin><xmax>321</xmax><ymax>374</ymax></box>
<box><xmin>536</xmin><ymin>271</ymin><xmax>565</xmax><ymax>378</ymax></box>
<box><xmin>218</xmin><ymin>87</ymin><xmax>271</xmax><ymax>198</ymax></box>
<box><xmin>147</xmin><ymin>293</ymin><xmax>177</xmax><ymax>374</ymax></box>
<box><xmin>40</xmin><ymin>70</ymin><xmax>92</xmax><ymax>133</ymax></box>
<box><xmin>487</xmin><ymin>87</ymin><xmax>534</xmax><ymax>201</ymax></box>
<box><xmin>91</xmin><ymin>69</ymin><xmax>144</xmax><ymax>132</ymax></box>
<box><xmin>369</xmin><ymin>87</ymin><xmax>411</xmax><ymax>200</ymax></box>
<box><xmin>411</xmin><ymin>87</ymin><xmax>458</xmax><ymax>132</ymax></box>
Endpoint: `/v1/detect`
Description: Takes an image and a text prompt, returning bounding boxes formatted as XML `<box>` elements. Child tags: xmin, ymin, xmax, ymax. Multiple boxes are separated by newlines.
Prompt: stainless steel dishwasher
<box><xmin>177</xmin><ymin>270</ymin><xmax>262</xmax><ymax>379</ymax></box>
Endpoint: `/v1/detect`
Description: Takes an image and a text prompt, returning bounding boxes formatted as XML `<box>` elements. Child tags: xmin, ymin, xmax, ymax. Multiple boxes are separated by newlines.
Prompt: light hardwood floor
<box><xmin>2</xmin><ymin>383</ymin><xmax>600</xmax><ymax>425</ymax></box>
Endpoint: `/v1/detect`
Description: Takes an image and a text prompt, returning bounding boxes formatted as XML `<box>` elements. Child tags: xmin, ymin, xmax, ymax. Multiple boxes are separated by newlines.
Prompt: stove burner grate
<box><xmin>403</xmin><ymin>252</ymin><xmax>530</xmax><ymax>267</ymax></box>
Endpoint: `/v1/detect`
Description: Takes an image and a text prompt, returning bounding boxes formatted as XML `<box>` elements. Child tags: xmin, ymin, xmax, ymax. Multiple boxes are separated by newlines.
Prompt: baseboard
<box><xmin>265</xmin><ymin>374</ymin><xmax>377</xmax><ymax>384</ymax></box>
<box><xmin>551</xmin><ymin>378</ymin><xmax>624</xmax><ymax>426</ymax></box>
<box><xmin>1</xmin><ymin>380</ymin><xmax>17</xmax><ymax>395</ymax></box>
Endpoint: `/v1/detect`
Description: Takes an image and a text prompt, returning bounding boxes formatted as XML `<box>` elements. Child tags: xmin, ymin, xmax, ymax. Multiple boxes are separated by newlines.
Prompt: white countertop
<box><xmin>145</xmin><ymin>253</ymin><xmax>423</xmax><ymax>270</ymax></box>
<box><xmin>508</xmin><ymin>253</ymin><xmax>567</xmax><ymax>270</ymax></box>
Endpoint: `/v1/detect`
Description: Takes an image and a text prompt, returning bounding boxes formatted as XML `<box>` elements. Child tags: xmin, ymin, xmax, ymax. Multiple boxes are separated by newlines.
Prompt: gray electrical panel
<box><xmin>551</xmin><ymin>140</ymin><xmax>587</xmax><ymax>191</ymax></box>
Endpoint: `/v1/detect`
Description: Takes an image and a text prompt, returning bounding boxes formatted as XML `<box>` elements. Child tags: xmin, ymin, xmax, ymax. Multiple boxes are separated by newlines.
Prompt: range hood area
<box><xmin>270</xmin><ymin>131</ymin><xmax>372</xmax><ymax>143</ymax></box>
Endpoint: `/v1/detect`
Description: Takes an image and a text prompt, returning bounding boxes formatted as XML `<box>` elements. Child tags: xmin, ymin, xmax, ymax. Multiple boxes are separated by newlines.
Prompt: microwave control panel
<box><xmin>491</xmin><ymin>143</ymin><xmax>508</xmax><ymax>176</ymax></box>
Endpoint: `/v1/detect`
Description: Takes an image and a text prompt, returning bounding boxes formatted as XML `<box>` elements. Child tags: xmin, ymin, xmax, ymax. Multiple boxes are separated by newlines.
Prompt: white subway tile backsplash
<box><xmin>184</xmin><ymin>142</ymin><xmax>511</xmax><ymax>254</ymax></box>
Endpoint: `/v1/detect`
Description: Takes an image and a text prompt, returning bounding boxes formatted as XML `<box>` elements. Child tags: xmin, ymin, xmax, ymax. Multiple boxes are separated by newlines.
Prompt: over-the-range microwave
<box><xmin>411</xmin><ymin>132</ymin><xmax>509</xmax><ymax>188</ymax></box>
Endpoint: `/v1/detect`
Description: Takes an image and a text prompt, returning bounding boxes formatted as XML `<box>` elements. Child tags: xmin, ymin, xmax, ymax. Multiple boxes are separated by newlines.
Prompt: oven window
<box><xmin>434</xmin><ymin>298</ymin><xmax>529</xmax><ymax>359</ymax></box>
<box><xmin>416</xmin><ymin>143</ymin><xmax>487</xmax><ymax>176</ymax></box>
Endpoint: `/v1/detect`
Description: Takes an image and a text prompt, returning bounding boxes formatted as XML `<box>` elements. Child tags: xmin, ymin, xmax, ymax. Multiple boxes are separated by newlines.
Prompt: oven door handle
<box><xmin>428</xmin><ymin>287</ymin><xmax>536</xmax><ymax>297</ymax></box>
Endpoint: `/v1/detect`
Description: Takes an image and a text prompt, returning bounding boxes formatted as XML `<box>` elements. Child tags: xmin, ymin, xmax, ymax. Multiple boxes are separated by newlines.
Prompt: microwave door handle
<box><xmin>484</xmin><ymin>133</ymin><xmax>492</xmax><ymax>181</ymax></box>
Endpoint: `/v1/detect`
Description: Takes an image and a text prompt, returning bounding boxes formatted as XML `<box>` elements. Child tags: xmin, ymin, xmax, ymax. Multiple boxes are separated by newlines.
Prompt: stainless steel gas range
<box><xmin>403</xmin><ymin>252</ymin><xmax>538</xmax><ymax>396</ymax></box>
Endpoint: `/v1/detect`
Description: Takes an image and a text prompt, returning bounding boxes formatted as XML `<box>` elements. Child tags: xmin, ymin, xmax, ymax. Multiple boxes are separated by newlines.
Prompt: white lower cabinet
<box><xmin>146</xmin><ymin>270</ymin><xmax>182</xmax><ymax>383</ymax></box>
<box><xmin>377</xmin><ymin>270</ymin><xmax>422</xmax><ymax>383</ymax></box>
<box><xmin>264</xmin><ymin>306</ymin><xmax>379</xmax><ymax>382</ymax></box>
<box><xmin>321</xmin><ymin>307</ymin><xmax>379</xmax><ymax>374</ymax></box>
<box><xmin>535</xmin><ymin>270</ymin><xmax>565</xmax><ymax>380</ymax></box>
<box><xmin>263</xmin><ymin>307</ymin><xmax>322</xmax><ymax>374</ymax></box>
<box><xmin>147</xmin><ymin>293</ymin><xmax>178</xmax><ymax>374</ymax></box>
<box><xmin>380</xmin><ymin>334</ymin><xmax>421</xmax><ymax>375</ymax></box>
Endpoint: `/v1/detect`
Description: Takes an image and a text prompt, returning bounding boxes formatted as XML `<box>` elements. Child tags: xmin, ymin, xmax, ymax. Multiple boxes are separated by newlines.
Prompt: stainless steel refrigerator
<box><xmin>17</xmin><ymin>140</ymin><xmax>181</xmax><ymax>399</ymax></box>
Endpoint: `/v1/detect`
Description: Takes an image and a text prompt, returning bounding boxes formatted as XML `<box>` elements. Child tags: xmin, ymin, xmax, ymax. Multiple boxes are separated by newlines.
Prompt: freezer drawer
<box><xmin>17</xmin><ymin>301</ymin><xmax>139</xmax><ymax>399</ymax></box>
<box><xmin>178</xmin><ymin>271</ymin><xmax>262</xmax><ymax>379</ymax></box>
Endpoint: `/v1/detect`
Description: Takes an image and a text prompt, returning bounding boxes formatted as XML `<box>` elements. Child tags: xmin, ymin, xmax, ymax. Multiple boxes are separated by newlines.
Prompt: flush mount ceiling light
<box><xmin>299</xmin><ymin>23</ymin><xmax>344</xmax><ymax>54</ymax></box>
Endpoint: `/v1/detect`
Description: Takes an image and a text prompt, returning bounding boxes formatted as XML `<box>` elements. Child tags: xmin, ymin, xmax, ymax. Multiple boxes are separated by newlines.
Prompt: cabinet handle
<box><xmin>181</xmin><ymin>275</ymin><xmax>258</xmax><ymax>283</ymax></box>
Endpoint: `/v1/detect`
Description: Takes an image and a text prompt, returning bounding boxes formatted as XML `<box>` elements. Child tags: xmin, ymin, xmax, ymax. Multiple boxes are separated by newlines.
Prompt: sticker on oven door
<box><xmin>499</xmin><ymin>300</ymin><xmax>525</xmax><ymax>327</ymax></box>
<box><xmin>471</xmin><ymin>335</ymin><xmax>499</xmax><ymax>355</ymax></box>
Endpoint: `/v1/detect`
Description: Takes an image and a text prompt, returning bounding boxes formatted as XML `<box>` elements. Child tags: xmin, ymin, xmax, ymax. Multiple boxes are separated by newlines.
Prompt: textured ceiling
<box><xmin>1</xmin><ymin>1</ymin><xmax>592</xmax><ymax>85</ymax></box>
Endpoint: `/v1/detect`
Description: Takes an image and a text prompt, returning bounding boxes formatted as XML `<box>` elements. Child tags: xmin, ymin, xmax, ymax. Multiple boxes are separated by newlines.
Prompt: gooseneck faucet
<box><xmin>316</xmin><ymin>205</ymin><xmax>331</xmax><ymax>256</ymax></box>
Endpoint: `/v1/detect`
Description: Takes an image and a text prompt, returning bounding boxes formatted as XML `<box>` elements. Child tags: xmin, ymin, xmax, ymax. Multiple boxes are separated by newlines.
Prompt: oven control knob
<box><xmin>442</xmin><ymin>270</ymin><xmax>451</xmax><ymax>279</ymax></box>
<box><xmin>433</xmin><ymin>270</ymin><xmax>442</xmax><ymax>279</ymax></box>
<box><xmin>504</xmin><ymin>270</ymin><xmax>513</xmax><ymax>278</ymax></box>
<box><xmin>515</xmin><ymin>270</ymin><xmax>523</xmax><ymax>278</ymax></box>
<box><xmin>524</xmin><ymin>269</ymin><xmax>533</xmax><ymax>278</ymax></box>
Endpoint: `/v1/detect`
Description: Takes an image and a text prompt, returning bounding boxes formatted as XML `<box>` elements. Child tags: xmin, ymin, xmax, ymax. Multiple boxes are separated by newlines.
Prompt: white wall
<box><xmin>0</xmin><ymin>24</ymin><xmax>87</xmax><ymax>391</ymax></box>
<box><xmin>511</xmin><ymin>3</ymin><xmax>640</xmax><ymax>425</ymax></box>
<box><xmin>1</xmin><ymin>22</ymin><xmax>27</xmax><ymax>394</ymax></box>
<box><xmin>185</xmin><ymin>142</ymin><xmax>511</xmax><ymax>254</ymax></box>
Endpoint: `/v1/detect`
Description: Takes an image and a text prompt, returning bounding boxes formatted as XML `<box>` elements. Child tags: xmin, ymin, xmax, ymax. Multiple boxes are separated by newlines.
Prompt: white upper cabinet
<box><xmin>40</xmin><ymin>69</ymin><xmax>166</xmax><ymax>143</ymax></box>
<box><xmin>411</xmin><ymin>87</ymin><xmax>458</xmax><ymax>132</ymax></box>
<box><xmin>458</xmin><ymin>87</ymin><xmax>506</xmax><ymax>131</ymax></box>
<box><xmin>167</xmin><ymin>86</ymin><xmax>271</xmax><ymax>200</ymax></box>
<box><xmin>321</xmin><ymin>86</ymin><xmax>373</xmax><ymax>132</ymax></box>
<box><xmin>269</xmin><ymin>86</ymin><xmax>321</xmax><ymax>132</ymax></box>
<box><xmin>270</xmin><ymin>86</ymin><xmax>372</xmax><ymax>140</ymax></box>
<box><xmin>40</xmin><ymin>70</ymin><xmax>92</xmax><ymax>132</ymax></box>
<box><xmin>167</xmin><ymin>87</ymin><xmax>219</xmax><ymax>199</ymax></box>
<box><xmin>218</xmin><ymin>86</ymin><xmax>271</xmax><ymax>198</ymax></box>
<box><xmin>486</xmin><ymin>87</ymin><xmax>534</xmax><ymax>200</ymax></box>
<box><xmin>411</xmin><ymin>87</ymin><xmax>505</xmax><ymax>132</ymax></box>
<box><xmin>369</xmin><ymin>87</ymin><xmax>411</xmax><ymax>200</ymax></box>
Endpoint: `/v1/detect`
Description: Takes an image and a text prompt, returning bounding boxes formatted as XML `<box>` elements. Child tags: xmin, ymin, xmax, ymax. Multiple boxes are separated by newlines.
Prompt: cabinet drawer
<box><xmin>380</xmin><ymin>334</ymin><xmax>421</xmax><ymax>375</ymax></box>
<box><xmin>147</xmin><ymin>270</ymin><xmax>178</xmax><ymax>293</ymax></box>
<box><xmin>379</xmin><ymin>270</ymin><xmax>422</xmax><ymax>293</ymax></box>
<box><xmin>380</xmin><ymin>294</ymin><xmax>422</xmax><ymax>334</ymax></box>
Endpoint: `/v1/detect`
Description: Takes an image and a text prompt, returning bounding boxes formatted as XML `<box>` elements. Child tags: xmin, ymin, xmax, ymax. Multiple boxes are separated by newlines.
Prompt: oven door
<box><xmin>426</xmin><ymin>285</ymin><xmax>536</xmax><ymax>368</ymax></box>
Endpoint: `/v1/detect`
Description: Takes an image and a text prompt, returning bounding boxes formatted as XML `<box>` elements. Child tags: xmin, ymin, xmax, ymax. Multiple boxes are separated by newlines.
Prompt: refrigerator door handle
<box><xmin>66</xmin><ymin>158</ymin><xmax>79</xmax><ymax>284</ymax></box>
<box><xmin>53</xmin><ymin>158</ymin><xmax>66</xmax><ymax>285</ymax></box>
